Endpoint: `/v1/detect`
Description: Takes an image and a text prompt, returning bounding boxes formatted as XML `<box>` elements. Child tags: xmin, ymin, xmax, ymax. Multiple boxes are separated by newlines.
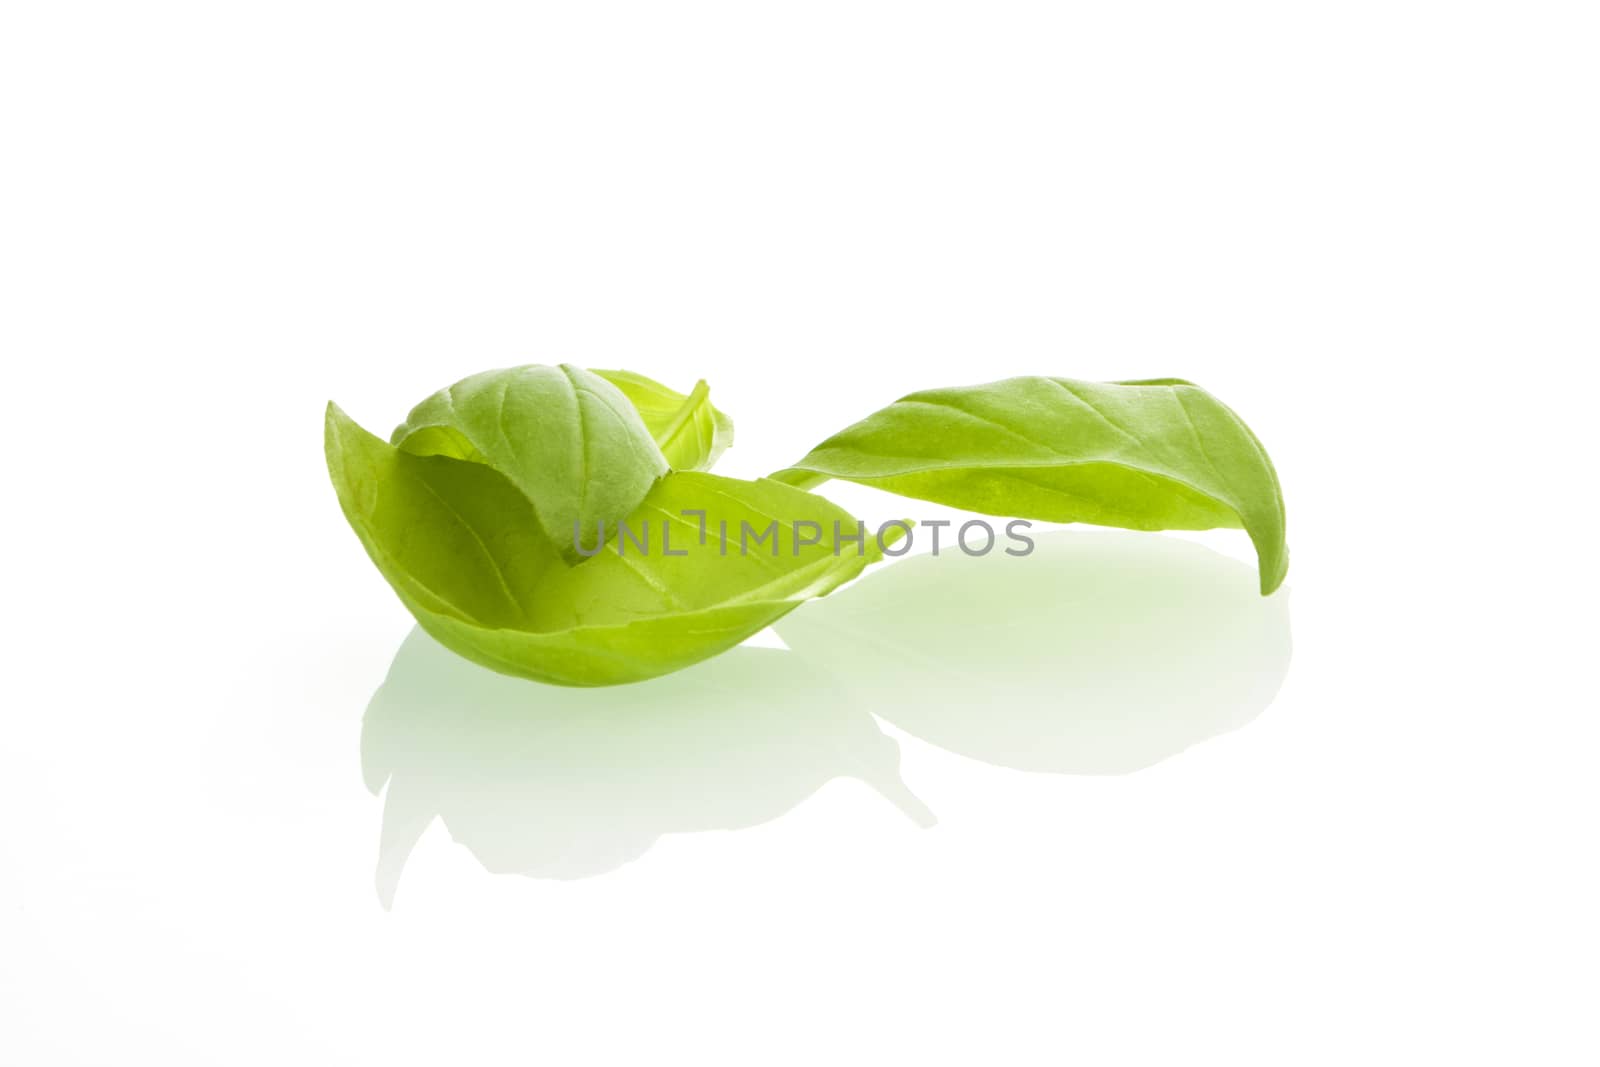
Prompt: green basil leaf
<box><xmin>327</xmin><ymin>402</ymin><xmax>879</xmax><ymax>686</ymax></box>
<box><xmin>390</xmin><ymin>364</ymin><xmax>668</xmax><ymax>554</ymax></box>
<box><xmin>773</xmin><ymin>376</ymin><xmax>1288</xmax><ymax>594</ymax></box>
<box><xmin>592</xmin><ymin>369</ymin><xmax>734</xmax><ymax>471</ymax></box>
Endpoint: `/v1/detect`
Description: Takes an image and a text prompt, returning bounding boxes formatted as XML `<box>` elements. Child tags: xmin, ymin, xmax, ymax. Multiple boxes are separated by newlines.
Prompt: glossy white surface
<box><xmin>5</xmin><ymin>3</ymin><xmax>1596</xmax><ymax>1063</ymax></box>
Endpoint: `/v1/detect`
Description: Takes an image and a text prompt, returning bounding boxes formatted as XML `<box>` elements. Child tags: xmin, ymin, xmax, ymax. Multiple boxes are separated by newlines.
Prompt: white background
<box><xmin>4</xmin><ymin>2</ymin><xmax>1597</xmax><ymax>1063</ymax></box>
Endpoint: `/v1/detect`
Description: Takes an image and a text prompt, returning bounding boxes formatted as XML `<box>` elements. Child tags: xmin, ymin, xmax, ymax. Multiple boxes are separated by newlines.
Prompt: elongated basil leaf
<box><xmin>390</xmin><ymin>364</ymin><xmax>667</xmax><ymax>554</ymax></box>
<box><xmin>772</xmin><ymin>377</ymin><xmax>1288</xmax><ymax>594</ymax></box>
<box><xmin>327</xmin><ymin>403</ymin><xmax>878</xmax><ymax>686</ymax></box>
<box><xmin>593</xmin><ymin>369</ymin><xmax>734</xmax><ymax>471</ymax></box>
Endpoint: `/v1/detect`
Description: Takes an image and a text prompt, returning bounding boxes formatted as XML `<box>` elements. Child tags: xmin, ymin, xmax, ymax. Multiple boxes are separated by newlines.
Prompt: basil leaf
<box><xmin>327</xmin><ymin>403</ymin><xmax>878</xmax><ymax>686</ymax></box>
<box><xmin>773</xmin><ymin>376</ymin><xmax>1288</xmax><ymax>594</ymax></box>
<box><xmin>593</xmin><ymin>369</ymin><xmax>734</xmax><ymax>472</ymax></box>
<box><xmin>390</xmin><ymin>364</ymin><xmax>668</xmax><ymax>554</ymax></box>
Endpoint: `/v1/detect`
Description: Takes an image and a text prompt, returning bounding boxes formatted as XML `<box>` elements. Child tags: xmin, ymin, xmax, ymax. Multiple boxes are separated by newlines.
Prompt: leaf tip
<box><xmin>324</xmin><ymin>400</ymin><xmax>343</xmax><ymax>453</ymax></box>
<box><xmin>1258</xmin><ymin>547</ymin><xmax>1289</xmax><ymax>596</ymax></box>
<box><xmin>325</xmin><ymin>399</ymin><xmax>355</xmax><ymax>432</ymax></box>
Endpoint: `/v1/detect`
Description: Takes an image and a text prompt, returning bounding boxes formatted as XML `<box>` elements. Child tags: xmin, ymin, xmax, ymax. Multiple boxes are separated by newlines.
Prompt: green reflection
<box><xmin>363</xmin><ymin>530</ymin><xmax>1290</xmax><ymax>904</ymax></box>
<box><xmin>775</xmin><ymin>530</ymin><xmax>1292</xmax><ymax>774</ymax></box>
<box><xmin>362</xmin><ymin>634</ymin><xmax>932</xmax><ymax>907</ymax></box>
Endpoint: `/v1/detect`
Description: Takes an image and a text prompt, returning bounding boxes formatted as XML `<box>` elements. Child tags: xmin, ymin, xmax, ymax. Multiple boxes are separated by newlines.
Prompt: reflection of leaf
<box><xmin>773</xmin><ymin>377</ymin><xmax>1288</xmax><ymax>593</ymax></box>
<box><xmin>363</xmin><ymin>629</ymin><xmax>932</xmax><ymax>906</ymax></box>
<box><xmin>327</xmin><ymin>403</ymin><xmax>881</xmax><ymax>686</ymax></box>
<box><xmin>775</xmin><ymin>531</ymin><xmax>1292</xmax><ymax>773</ymax></box>
<box><xmin>594</xmin><ymin>369</ymin><xmax>734</xmax><ymax>472</ymax></box>
<box><xmin>391</xmin><ymin>364</ymin><xmax>668</xmax><ymax>553</ymax></box>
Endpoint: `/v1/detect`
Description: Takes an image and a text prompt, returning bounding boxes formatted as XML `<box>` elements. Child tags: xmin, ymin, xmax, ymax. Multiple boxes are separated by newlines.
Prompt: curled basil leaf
<box><xmin>592</xmin><ymin>369</ymin><xmax>734</xmax><ymax>472</ymax></box>
<box><xmin>391</xmin><ymin>364</ymin><xmax>668</xmax><ymax>555</ymax></box>
<box><xmin>773</xmin><ymin>377</ymin><xmax>1288</xmax><ymax>594</ymax></box>
<box><xmin>329</xmin><ymin>365</ymin><xmax>1292</xmax><ymax>687</ymax></box>
<box><xmin>327</xmin><ymin>402</ymin><xmax>880</xmax><ymax>686</ymax></box>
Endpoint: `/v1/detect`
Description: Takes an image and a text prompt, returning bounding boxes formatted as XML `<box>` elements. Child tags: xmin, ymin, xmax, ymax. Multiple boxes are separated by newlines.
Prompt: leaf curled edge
<box><xmin>390</xmin><ymin>364</ymin><xmax>668</xmax><ymax>556</ymax></box>
<box><xmin>773</xmin><ymin>376</ymin><xmax>1287</xmax><ymax>594</ymax></box>
<box><xmin>593</xmin><ymin>368</ymin><xmax>735</xmax><ymax>472</ymax></box>
<box><xmin>327</xmin><ymin>402</ymin><xmax>877</xmax><ymax>686</ymax></box>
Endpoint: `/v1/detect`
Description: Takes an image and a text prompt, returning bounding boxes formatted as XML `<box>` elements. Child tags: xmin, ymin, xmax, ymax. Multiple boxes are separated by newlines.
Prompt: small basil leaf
<box><xmin>772</xmin><ymin>376</ymin><xmax>1288</xmax><ymax>594</ymax></box>
<box><xmin>592</xmin><ymin>369</ymin><xmax>734</xmax><ymax>471</ymax></box>
<box><xmin>327</xmin><ymin>403</ymin><xmax>878</xmax><ymax>686</ymax></box>
<box><xmin>390</xmin><ymin>364</ymin><xmax>668</xmax><ymax>554</ymax></box>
